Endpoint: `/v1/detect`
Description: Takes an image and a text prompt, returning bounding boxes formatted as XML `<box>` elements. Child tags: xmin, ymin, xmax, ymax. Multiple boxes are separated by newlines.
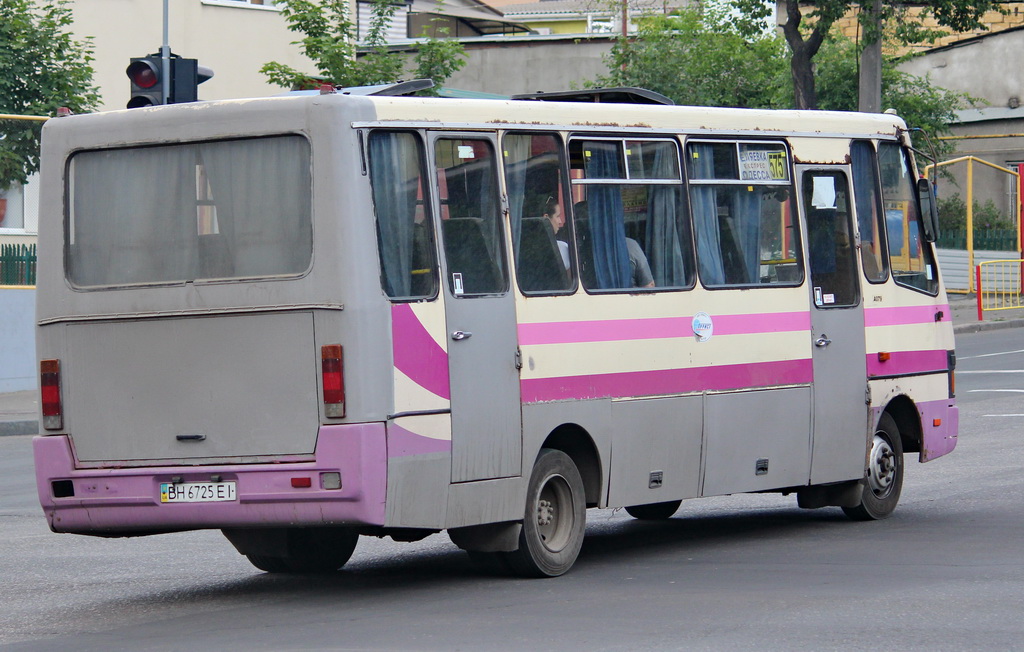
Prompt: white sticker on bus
<box><xmin>692</xmin><ymin>312</ymin><xmax>714</xmax><ymax>342</ymax></box>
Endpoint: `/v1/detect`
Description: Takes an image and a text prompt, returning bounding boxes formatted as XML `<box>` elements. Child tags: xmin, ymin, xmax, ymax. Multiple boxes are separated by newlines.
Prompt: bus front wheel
<box><xmin>842</xmin><ymin>413</ymin><xmax>904</xmax><ymax>521</ymax></box>
<box><xmin>505</xmin><ymin>448</ymin><xmax>586</xmax><ymax>578</ymax></box>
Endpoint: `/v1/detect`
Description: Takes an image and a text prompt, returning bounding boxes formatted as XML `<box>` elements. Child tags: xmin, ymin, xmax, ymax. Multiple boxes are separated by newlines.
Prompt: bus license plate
<box><xmin>160</xmin><ymin>482</ymin><xmax>236</xmax><ymax>503</ymax></box>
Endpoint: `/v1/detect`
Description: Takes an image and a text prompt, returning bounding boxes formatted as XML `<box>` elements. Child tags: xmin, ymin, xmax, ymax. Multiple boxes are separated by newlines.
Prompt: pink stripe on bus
<box><xmin>866</xmin><ymin>349</ymin><xmax>949</xmax><ymax>377</ymax></box>
<box><xmin>864</xmin><ymin>304</ymin><xmax>951</xmax><ymax>327</ymax></box>
<box><xmin>518</xmin><ymin>311</ymin><xmax>811</xmax><ymax>346</ymax></box>
<box><xmin>521</xmin><ymin>358</ymin><xmax>812</xmax><ymax>403</ymax></box>
<box><xmin>391</xmin><ymin>304</ymin><xmax>450</xmax><ymax>400</ymax></box>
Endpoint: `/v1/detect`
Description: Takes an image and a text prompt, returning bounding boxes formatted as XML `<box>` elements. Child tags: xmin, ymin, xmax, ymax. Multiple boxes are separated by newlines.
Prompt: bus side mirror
<box><xmin>917</xmin><ymin>178</ymin><xmax>939</xmax><ymax>243</ymax></box>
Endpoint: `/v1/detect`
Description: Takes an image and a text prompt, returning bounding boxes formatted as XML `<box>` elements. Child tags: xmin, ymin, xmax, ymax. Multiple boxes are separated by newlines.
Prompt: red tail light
<box><xmin>40</xmin><ymin>359</ymin><xmax>63</xmax><ymax>430</ymax></box>
<box><xmin>321</xmin><ymin>345</ymin><xmax>345</xmax><ymax>418</ymax></box>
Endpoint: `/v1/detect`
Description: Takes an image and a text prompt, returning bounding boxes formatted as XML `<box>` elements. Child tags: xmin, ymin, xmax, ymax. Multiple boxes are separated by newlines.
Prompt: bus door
<box><xmin>428</xmin><ymin>134</ymin><xmax>523</xmax><ymax>483</ymax></box>
<box><xmin>798</xmin><ymin>166</ymin><xmax>869</xmax><ymax>483</ymax></box>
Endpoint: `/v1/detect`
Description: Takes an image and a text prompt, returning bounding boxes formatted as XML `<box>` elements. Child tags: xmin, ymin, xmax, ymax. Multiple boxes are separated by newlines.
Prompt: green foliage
<box><xmin>937</xmin><ymin>192</ymin><xmax>1012</xmax><ymax>231</ymax></box>
<box><xmin>0</xmin><ymin>0</ymin><xmax>100</xmax><ymax>189</ymax></box>
<box><xmin>731</xmin><ymin>0</ymin><xmax>1001</xmax><ymax>109</ymax></box>
<box><xmin>814</xmin><ymin>35</ymin><xmax>977</xmax><ymax>160</ymax></box>
<box><xmin>590</xmin><ymin>7</ymin><xmax>789</xmax><ymax>108</ymax></box>
<box><xmin>263</xmin><ymin>0</ymin><xmax>465</xmax><ymax>91</ymax></box>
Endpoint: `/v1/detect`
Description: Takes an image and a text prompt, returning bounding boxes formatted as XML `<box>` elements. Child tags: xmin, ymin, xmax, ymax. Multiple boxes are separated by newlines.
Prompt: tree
<box><xmin>731</xmin><ymin>0</ymin><xmax>1001</xmax><ymax>109</ymax></box>
<box><xmin>814</xmin><ymin>34</ymin><xmax>978</xmax><ymax>160</ymax></box>
<box><xmin>262</xmin><ymin>0</ymin><xmax>466</xmax><ymax>91</ymax></box>
<box><xmin>590</xmin><ymin>7</ymin><xmax>789</xmax><ymax>109</ymax></box>
<box><xmin>0</xmin><ymin>0</ymin><xmax>99</xmax><ymax>190</ymax></box>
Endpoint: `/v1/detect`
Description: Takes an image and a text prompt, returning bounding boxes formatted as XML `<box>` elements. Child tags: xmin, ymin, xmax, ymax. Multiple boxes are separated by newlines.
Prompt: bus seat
<box><xmin>573</xmin><ymin>217</ymin><xmax>598</xmax><ymax>289</ymax></box>
<box><xmin>518</xmin><ymin>217</ymin><xmax>569</xmax><ymax>292</ymax></box>
<box><xmin>442</xmin><ymin>217</ymin><xmax>502</xmax><ymax>294</ymax></box>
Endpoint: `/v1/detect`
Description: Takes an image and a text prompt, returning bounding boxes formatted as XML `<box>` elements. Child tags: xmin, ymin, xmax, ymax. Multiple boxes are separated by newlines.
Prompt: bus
<box><xmin>32</xmin><ymin>88</ymin><xmax>957</xmax><ymax>578</ymax></box>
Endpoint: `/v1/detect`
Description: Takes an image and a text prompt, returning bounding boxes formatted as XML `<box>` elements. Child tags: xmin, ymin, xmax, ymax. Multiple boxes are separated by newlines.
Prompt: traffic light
<box><xmin>126</xmin><ymin>52</ymin><xmax>214</xmax><ymax>108</ymax></box>
<box><xmin>126</xmin><ymin>56</ymin><xmax>164</xmax><ymax>108</ymax></box>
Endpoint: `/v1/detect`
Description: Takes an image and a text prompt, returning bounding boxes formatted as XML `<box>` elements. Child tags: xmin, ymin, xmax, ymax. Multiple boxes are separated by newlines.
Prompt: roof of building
<box><xmin>501</xmin><ymin>0</ymin><xmax>686</xmax><ymax>16</ymax></box>
<box><xmin>954</xmin><ymin>106</ymin><xmax>1024</xmax><ymax>125</ymax></box>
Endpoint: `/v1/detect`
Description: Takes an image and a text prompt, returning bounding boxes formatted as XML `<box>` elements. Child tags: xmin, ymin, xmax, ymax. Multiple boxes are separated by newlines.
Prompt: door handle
<box><xmin>451</xmin><ymin>330</ymin><xmax>473</xmax><ymax>341</ymax></box>
<box><xmin>815</xmin><ymin>335</ymin><xmax>832</xmax><ymax>347</ymax></box>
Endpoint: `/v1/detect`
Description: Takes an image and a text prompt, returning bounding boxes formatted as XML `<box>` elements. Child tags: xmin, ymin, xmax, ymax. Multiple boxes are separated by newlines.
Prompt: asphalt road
<box><xmin>1</xmin><ymin>329</ymin><xmax>1022</xmax><ymax>651</ymax></box>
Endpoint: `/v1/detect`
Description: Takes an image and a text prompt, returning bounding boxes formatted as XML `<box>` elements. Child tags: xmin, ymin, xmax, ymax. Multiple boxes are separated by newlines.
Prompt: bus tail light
<box><xmin>40</xmin><ymin>359</ymin><xmax>63</xmax><ymax>430</ymax></box>
<box><xmin>322</xmin><ymin>345</ymin><xmax>345</xmax><ymax>418</ymax></box>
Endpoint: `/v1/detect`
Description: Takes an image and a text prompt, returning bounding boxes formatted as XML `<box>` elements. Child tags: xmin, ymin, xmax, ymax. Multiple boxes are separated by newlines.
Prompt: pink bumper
<box><xmin>33</xmin><ymin>423</ymin><xmax>387</xmax><ymax>535</ymax></box>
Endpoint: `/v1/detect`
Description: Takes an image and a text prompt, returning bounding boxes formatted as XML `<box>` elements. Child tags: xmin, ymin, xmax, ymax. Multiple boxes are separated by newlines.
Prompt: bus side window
<box><xmin>368</xmin><ymin>131</ymin><xmax>439</xmax><ymax>300</ymax></box>
<box><xmin>877</xmin><ymin>142</ymin><xmax>938</xmax><ymax>294</ymax></box>
<box><xmin>688</xmin><ymin>141</ymin><xmax>800</xmax><ymax>288</ymax></box>
<box><xmin>503</xmin><ymin>132</ymin><xmax>574</xmax><ymax>294</ymax></box>
<box><xmin>851</xmin><ymin>141</ymin><xmax>888</xmax><ymax>283</ymax></box>
<box><xmin>434</xmin><ymin>138</ymin><xmax>508</xmax><ymax>296</ymax></box>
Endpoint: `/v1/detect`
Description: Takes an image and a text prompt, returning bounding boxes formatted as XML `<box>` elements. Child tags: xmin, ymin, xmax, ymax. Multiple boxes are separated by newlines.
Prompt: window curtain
<box><xmin>368</xmin><ymin>132</ymin><xmax>420</xmax><ymax>297</ymax></box>
<box><xmin>70</xmin><ymin>147</ymin><xmax>194</xmax><ymax>286</ymax></box>
<box><xmin>729</xmin><ymin>188</ymin><xmax>763</xmax><ymax>284</ymax></box>
<box><xmin>203</xmin><ymin>137</ymin><xmax>312</xmax><ymax>278</ymax></box>
<box><xmin>690</xmin><ymin>144</ymin><xmax>725</xmax><ymax>285</ymax></box>
<box><xmin>503</xmin><ymin>135</ymin><xmax>531</xmax><ymax>265</ymax></box>
<box><xmin>645</xmin><ymin>145</ymin><xmax>686</xmax><ymax>287</ymax></box>
<box><xmin>585</xmin><ymin>146</ymin><xmax>631</xmax><ymax>288</ymax></box>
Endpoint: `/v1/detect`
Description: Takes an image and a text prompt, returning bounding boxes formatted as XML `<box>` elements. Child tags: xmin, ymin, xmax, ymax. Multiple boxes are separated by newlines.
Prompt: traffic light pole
<box><xmin>161</xmin><ymin>0</ymin><xmax>170</xmax><ymax>105</ymax></box>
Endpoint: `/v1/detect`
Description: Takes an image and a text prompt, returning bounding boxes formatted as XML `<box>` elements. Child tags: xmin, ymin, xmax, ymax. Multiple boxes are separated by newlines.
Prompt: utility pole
<box><xmin>858</xmin><ymin>0</ymin><xmax>882</xmax><ymax>113</ymax></box>
<box><xmin>161</xmin><ymin>0</ymin><xmax>171</xmax><ymax>105</ymax></box>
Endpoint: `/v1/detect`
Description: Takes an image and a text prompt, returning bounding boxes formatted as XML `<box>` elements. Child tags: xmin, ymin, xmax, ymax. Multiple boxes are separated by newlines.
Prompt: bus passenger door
<box><xmin>798</xmin><ymin>167</ymin><xmax>869</xmax><ymax>483</ymax></box>
<box><xmin>429</xmin><ymin>134</ymin><xmax>523</xmax><ymax>483</ymax></box>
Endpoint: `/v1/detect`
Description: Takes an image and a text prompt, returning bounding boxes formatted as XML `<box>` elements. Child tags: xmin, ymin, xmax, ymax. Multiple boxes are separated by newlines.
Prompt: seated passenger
<box><xmin>626</xmin><ymin>238</ymin><xmax>655</xmax><ymax>288</ymax></box>
<box><xmin>543</xmin><ymin>197</ymin><xmax>570</xmax><ymax>270</ymax></box>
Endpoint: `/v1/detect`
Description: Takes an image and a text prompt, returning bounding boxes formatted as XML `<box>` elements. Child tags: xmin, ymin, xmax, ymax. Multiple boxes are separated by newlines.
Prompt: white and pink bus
<box><xmin>33</xmin><ymin>89</ymin><xmax>957</xmax><ymax>577</ymax></box>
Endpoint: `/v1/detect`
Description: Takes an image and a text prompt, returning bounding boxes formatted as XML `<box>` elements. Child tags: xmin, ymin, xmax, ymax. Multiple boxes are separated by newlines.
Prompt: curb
<box><xmin>0</xmin><ymin>420</ymin><xmax>38</xmax><ymax>437</ymax></box>
<box><xmin>953</xmin><ymin>318</ymin><xmax>1024</xmax><ymax>335</ymax></box>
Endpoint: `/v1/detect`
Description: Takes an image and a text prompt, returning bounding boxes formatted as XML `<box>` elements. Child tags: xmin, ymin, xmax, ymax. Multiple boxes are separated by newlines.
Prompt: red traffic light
<box><xmin>126</xmin><ymin>59</ymin><xmax>159</xmax><ymax>89</ymax></box>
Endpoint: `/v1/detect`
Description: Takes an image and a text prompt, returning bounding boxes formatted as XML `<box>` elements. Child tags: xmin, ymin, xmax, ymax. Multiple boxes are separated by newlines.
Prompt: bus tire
<box><xmin>842</xmin><ymin>413</ymin><xmax>904</xmax><ymax>521</ymax></box>
<box><xmin>245</xmin><ymin>527</ymin><xmax>359</xmax><ymax>573</ymax></box>
<box><xmin>625</xmin><ymin>500</ymin><xmax>682</xmax><ymax>520</ymax></box>
<box><xmin>505</xmin><ymin>448</ymin><xmax>586</xmax><ymax>578</ymax></box>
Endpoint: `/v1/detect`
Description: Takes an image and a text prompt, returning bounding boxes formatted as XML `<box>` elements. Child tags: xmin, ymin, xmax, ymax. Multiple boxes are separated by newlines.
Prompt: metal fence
<box><xmin>0</xmin><ymin>244</ymin><xmax>36</xmax><ymax>286</ymax></box>
<box><xmin>976</xmin><ymin>259</ymin><xmax>1024</xmax><ymax>320</ymax></box>
<box><xmin>937</xmin><ymin>229</ymin><xmax>1018</xmax><ymax>252</ymax></box>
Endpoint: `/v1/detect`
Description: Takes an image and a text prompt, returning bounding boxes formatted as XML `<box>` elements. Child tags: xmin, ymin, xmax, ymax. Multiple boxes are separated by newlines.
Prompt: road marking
<box><xmin>968</xmin><ymin>389</ymin><xmax>1024</xmax><ymax>393</ymax></box>
<box><xmin>957</xmin><ymin>370</ymin><xmax>1024</xmax><ymax>374</ymax></box>
<box><xmin>984</xmin><ymin>414</ymin><xmax>1024</xmax><ymax>417</ymax></box>
<box><xmin>959</xmin><ymin>348</ymin><xmax>1024</xmax><ymax>360</ymax></box>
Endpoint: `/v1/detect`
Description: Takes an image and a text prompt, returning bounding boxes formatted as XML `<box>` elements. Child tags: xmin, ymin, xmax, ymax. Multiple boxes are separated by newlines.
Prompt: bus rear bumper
<box><xmin>32</xmin><ymin>423</ymin><xmax>387</xmax><ymax>536</ymax></box>
<box><xmin>919</xmin><ymin>399</ymin><xmax>958</xmax><ymax>462</ymax></box>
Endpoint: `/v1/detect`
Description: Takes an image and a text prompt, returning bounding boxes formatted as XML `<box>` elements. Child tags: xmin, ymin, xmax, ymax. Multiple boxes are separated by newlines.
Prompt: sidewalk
<box><xmin>2</xmin><ymin>296</ymin><xmax>1021</xmax><ymax>437</ymax></box>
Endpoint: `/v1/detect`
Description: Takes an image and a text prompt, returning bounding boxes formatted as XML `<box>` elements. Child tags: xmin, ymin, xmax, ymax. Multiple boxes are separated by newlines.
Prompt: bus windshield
<box><xmin>66</xmin><ymin>135</ymin><xmax>312</xmax><ymax>287</ymax></box>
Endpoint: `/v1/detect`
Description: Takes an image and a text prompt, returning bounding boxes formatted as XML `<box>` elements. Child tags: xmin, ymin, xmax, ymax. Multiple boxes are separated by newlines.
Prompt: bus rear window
<box><xmin>66</xmin><ymin>135</ymin><xmax>312</xmax><ymax>287</ymax></box>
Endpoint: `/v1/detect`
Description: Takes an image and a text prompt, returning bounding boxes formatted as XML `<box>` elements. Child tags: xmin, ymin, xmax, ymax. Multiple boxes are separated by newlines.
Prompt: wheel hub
<box><xmin>867</xmin><ymin>434</ymin><xmax>895</xmax><ymax>496</ymax></box>
<box><xmin>537</xmin><ymin>499</ymin><xmax>554</xmax><ymax>527</ymax></box>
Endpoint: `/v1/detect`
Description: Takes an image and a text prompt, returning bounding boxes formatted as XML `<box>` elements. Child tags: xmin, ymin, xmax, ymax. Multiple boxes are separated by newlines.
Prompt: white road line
<box><xmin>957</xmin><ymin>370</ymin><xmax>1024</xmax><ymax>374</ymax></box>
<box><xmin>968</xmin><ymin>389</ymin><xmax>1024</xmax><ymax>393</ymax></box>
<box><xmin>984</xmin><ymin>414</ymin><xmax>1024</xmax><ymax>417</ymax></box>
<box><xmin>959</xmin><ymin>348</ymin><xmax>1024</xmax><ymax>360</ymax></box>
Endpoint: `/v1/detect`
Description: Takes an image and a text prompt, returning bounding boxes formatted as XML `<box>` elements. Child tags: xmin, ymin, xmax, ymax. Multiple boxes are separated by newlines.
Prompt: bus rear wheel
<box><xmin>842</xmin><ymin>413</ymin><xmax>904</xmax><ymax>521</ymax></box>
<box><xmin>244</xmin><ymin>527</ymin><xmax>359</xmax><ymax>573</ymax></box>
<box><xmin>625</xmin><ymin>500</ymin><xmax>682</xmax><ymax>520</ymax></box>
<box><xmin>505</xmin><ymin>448</ymin><xmax>586</xmax><ymax>578</ymax></box>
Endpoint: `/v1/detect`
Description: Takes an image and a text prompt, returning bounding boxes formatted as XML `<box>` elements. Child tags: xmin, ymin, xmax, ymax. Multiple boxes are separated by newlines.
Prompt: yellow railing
<box><xmin>976</xmin><ymin>259</ymin><xmax>1024</xmax><ymax>320</ymax></box>
<box><xmin>924</xmin><ymin>156</ymin><xmax>1022</xmax><ymax>294</ymax></box>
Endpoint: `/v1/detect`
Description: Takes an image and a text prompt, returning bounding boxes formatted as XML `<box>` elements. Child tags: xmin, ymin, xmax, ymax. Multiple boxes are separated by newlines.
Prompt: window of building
<box><xmin>687</xmin><ymin>140</ymin><xmax>801</xmax><ymax>287</ymax></box>
<box><xmin>0</xmin><ymin>184</ymin><xmax>25</xmax><ymax>231</ymax></box>
<box><xmin>568</xmin><ymin>137</ymin><xmax>693</xmax><ymax>291</ymax></box>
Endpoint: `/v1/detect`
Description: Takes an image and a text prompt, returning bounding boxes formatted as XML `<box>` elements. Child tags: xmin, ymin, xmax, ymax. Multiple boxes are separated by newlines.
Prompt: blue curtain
<box><xmin>585</xmin><ymin>146</ymin><xmax>631</xmax><ymax>288</ymax></box>
<box><xmin>730</xmin><ymin>189</ymin><xmax>762</xmax><ymax>283</ymax></box>
<box><xmin>645</xmin><ymin>145</ymin><xmax>686</xmax><ymax>286</ymax></box>
<box><xmin>690</xmin><ymin>144</ymin><xmax>725</xmax><ymax>285</ymax></box>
